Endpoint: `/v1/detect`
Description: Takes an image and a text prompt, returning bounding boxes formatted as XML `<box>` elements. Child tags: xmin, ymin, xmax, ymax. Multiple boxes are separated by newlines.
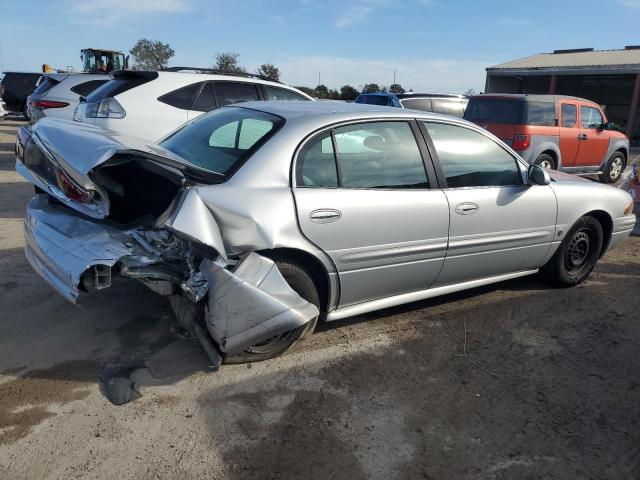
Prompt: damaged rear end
<box><xmin>16</xmin><ymin>118</ymin><xmax>318</xmax><ymax>364</ymax></box>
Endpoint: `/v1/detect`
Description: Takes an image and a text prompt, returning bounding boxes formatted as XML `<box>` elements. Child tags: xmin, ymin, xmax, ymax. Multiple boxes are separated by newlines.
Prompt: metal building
<box><xmin>485</xmin><ymin>47</ymin><xmax>640</xmax><ymax>141</ymax></box>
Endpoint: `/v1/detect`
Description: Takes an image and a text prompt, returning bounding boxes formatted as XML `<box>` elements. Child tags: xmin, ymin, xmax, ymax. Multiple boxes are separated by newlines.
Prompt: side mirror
<box><xmin>528</xmin><ymin>164</ymin><xmax>550</xmax><ymax>186</ymax></box>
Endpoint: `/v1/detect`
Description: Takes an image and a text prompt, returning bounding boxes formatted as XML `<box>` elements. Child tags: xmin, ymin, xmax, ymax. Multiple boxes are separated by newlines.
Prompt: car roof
<box><xmin>357</xmin><ymin>92</ymin><xmax>466</xmax><ymax>99</ymax></box>
<box><xmin>234</xmin><ymin>100</ymin><xmax>454</xmax><ymax>121</ymax></box>
<box><xmin>471</xmin><ymin>93</ymin><xmax>595</xmax><ymax>104</ymax></box>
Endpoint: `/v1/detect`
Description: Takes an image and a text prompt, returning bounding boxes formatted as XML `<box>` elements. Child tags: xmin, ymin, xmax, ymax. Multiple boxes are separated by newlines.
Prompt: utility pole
<box><xmin>318</xmin><ymin>71</ymin><xmax>321</xmax><ymax>86</ymax></box>
<box><xmin>393</xmin><ymin>69</ymin><xmax>396</xmax><ymax>85</ymax></box>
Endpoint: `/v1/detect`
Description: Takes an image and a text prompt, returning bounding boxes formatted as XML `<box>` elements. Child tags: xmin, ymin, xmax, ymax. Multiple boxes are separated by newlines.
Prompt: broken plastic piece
<box><xmin>203</xmin><ymin>253</ymin><xmax>319</xmax><ymax>354</ymax></box>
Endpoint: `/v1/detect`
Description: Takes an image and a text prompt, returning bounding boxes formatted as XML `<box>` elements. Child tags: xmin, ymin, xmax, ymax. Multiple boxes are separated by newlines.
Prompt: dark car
<box><xmin>354</xmin><ymin>92</ymin><xmax>468</xmax><ymax>117</ymax></box>
<box><xmin>0</xmin><ymin>72</ymin><xmax>43</xmax><ymax>119</ymax></box>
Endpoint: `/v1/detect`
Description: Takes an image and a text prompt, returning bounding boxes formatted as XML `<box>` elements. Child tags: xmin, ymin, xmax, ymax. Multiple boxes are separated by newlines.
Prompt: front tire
<box><xmin>599</xmin><ymin>151</ymin><xmax>625</xmax><ymax>184</ymax></box>
<box><xmin>541</xmin><ymin>216</ymin><xmax>604</xmax><ymax>287</ymax></box>
<box><xmin>224</xmin><ymin>259</ymin><xmax>320</xmax><ymax>364</ymax></box>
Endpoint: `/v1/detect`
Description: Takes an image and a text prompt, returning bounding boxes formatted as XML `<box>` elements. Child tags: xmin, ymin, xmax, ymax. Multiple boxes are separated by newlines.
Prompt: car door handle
<box><xmin>309</xmin><ymin>209</ymin><xmax>342</xmax><ymax>223</ymax></box>
<box><xmin>455</xmin><ymin>203</ymin><xmax>479</xmax><ymax>215</ymax></box>
<box><xmin>577</xmin><ymin>133</ymin><xmax>587</xmax><ymax>140</ymax></box>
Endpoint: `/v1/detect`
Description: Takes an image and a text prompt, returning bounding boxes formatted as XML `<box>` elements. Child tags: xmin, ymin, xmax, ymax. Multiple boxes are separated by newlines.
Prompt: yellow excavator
<box><xmin>42</xmin><ymin>48</ymin><xmax>129</xmax><ymax>74</ymax></box>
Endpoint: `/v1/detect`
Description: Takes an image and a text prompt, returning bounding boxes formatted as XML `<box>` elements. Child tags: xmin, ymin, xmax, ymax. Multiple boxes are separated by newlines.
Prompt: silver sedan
<box><xmin>15</xmin><ymin>101</ymin><xmax>636</xmax><ymax>365</ymax></box>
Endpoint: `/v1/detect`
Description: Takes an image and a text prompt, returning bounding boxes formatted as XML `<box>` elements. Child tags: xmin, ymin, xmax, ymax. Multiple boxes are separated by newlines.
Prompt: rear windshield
<box><xmin>464</xmin><ymin>98</ymin><xmax>524</xmax><ymax>124</ymax></box>
<box><xmin>356</xmin><ymin>95</ymin><xmax>392</xmax><ymax>106</ymax></box>
<box><xmin>85</xmin><ymin>75</ymin><xmax>155</xmax><ymax>102</ymax></box>
<box><xmin>160</xmin><ymin>107</ymin><xmax>283</xmax><ymax>176</ymax></box>
<box><xmin>32</xmin><ymin>77</ymin><xmax>60</xmax><ymax>96</ymax></box>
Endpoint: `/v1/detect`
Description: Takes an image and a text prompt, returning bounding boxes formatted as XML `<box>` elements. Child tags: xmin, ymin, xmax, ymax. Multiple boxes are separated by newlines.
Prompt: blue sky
<box><xmin>1</xmin><ymin>0</ymin><xmax>640</xmax><ymax>93</ymax></box>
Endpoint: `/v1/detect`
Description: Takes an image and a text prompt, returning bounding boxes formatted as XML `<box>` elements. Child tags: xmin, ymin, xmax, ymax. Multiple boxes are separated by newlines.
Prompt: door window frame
<box><xmin>292</xmin><ymin>118</ymin><xmax>440</xmax><ymax>190</ymax></box>
<box><xmin>417</xmin><ymin>120</ymin><xmax>528</xmax><ymax>190</ymax></box>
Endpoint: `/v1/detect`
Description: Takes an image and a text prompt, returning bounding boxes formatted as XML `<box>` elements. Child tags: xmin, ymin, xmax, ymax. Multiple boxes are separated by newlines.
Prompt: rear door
<box><xmin>421</xmin><ymin>121</ymin><xmax>556</xmax><ymax>286</ymax></box>
<box><xmin>575</xmin><ymin>104</ymin><xmax>609</xmax><ymax>167</ymax></box>
<box><xmin>558</xmin><ymin>101</ymin><xmax>580</xmax><ymax>167</ymax></box>
<box><xmin>293</xmin><ymin>120</ymin><xmax>449</xmax><ymax>307</ymax></box>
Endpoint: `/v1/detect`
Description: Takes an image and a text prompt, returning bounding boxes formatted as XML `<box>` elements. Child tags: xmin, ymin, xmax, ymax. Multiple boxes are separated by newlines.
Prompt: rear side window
<box><xmin>213</xmin><ymin>82</ymin><xmax>259</xmax><ymax>106</ymax></box>
<box><xmin>158</xmin><ymin>82</ymin><xmax>203</xmax><ymax>110</ymax></box>
<box><xmin>70</xmin><ymin>80</ymin><xmax>109</xmax><ymax>97</ymax></box>
<box><xmin>561</xmin><ymin>104</ymin><xmax>577</xmax><ymax>128</ymax></box>
<box><xmin>400</xmin><ymin>98</ymin><xmax>432</xmax><ymax>111</ymax></box>
<box><xmin>424</xmin><ymin>122</ymin><xmax>521</xmax><ymax>188</ymax></box>
<box><xmin>297</xmin><ymin>122</ymin><xmax>428</xmax><ymax>189</ymax></box>
<box><xmin>160</xmin><ymin>107</ymin><xmax>282</xmax><ymax>175</ymax></box>
<box><xmin>431</xmin><ymin>98</ymin><xmax>465</xmax><ymax>117</ymax></box>
<box><xmin>296</xmin><ymin>132</ymin><xmax>338</xmax><ymax>187</ymax></box>
<box><xmin>524</xmin><ymin>101</ymin><xmax>556</xmax><ymax>126</ymax></box>
<box><xmin>86</xmin><ymin>75</ymin><xmax>155</xmax><ymax>103</ymax></box>
<box><xmin>191</xmin><ymin>82</ymin><xmax>216</xmax><ymax>112</ymax></box>
<box><xmin>264</xmin><ymin>86</ymin><xmax>308</xmax><ymax>101</ymax></box>
<box><xmin>464</xmin><ymin>98</ymin><xmax>523</xmax><ymax>125</ymax></box>
<box><xmin>581</xmin><ymin>106</ymin><xmax>603</xmax><ymax>129</ymax></box>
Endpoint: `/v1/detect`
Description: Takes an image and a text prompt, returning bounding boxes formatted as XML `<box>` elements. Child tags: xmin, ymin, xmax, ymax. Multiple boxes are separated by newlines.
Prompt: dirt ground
<box><xmin>1</xmin><ymin>117</ymin><xmax>639</xmax><ymax>480</ymax></box>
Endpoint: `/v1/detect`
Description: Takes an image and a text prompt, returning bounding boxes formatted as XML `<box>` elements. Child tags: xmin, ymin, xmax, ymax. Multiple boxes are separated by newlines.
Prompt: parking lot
<box><xmin>0</xmin><ymin>117</ymin><xmax>639</xmax><ymax>479</ymax></box>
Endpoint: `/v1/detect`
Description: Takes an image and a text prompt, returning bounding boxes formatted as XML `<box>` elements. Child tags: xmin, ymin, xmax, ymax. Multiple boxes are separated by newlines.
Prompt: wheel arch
<box><xmin>257</xmin><ymin>247</ymin><xmax>332</xmax><ymax>316</ymax></box>
<box><xmin>583</xmin><ymin>209</ymin><xmax>613</xmax><ymax>257</ymax></box>
<box><xmin>538</xmin><ymin>149</ymin><xmax>559</xmax><ymax>169</ymax></box>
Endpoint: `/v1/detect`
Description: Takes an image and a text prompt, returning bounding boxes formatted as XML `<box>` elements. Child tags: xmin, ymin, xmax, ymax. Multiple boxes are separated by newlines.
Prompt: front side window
<box><xmin>561</xmin><ymin>104</ymin><xmax>577</xmax><ymax>128</ymax></box>
<box><xmin>424</xmin><ymin>122</ymin><xmax>522</xmax><ymax>188</ymax></box>
<box><xmin>213</xmin><ymin>82</ymin><xmax>260</xmax><ymax>107</ymax></box>
<box><xmin>580</xmin><ymin>106</ymin><xmax>603</xmax><ymax>129</ymax></box>
<box><xmin>160</xmin><ymin>107</ymin><xmax>282</xmax><ymax>175</ymax></box>
<box><xmin>264</xmin><ymin>86</ymin><xmax>308</xmax><ymax>101</ymax></box>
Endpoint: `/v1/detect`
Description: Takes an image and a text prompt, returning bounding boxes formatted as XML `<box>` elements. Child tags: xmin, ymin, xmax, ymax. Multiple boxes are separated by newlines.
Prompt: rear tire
<box><xmin>599</xmin><ymin>151</ymin><xmax>625</xmax><ymax>184</ymax></box>
<box><xmin>21</xmin><ymin>103</ymin><xmax>30</xmax><ymax>122</ymax></box>
<box><xmin>534</xmin><ymin>153</ymin><xmax>556</xmax><ymax>170</ymax></box>
<box><xmin>541</xmin><ymin>216</ymin><xmax>603</xmax><ymax>287</ymax></box>
<box><xmin>224</xmin><ymin>259</ymin><xmax>320</xmax><ymax>364</ymax></box>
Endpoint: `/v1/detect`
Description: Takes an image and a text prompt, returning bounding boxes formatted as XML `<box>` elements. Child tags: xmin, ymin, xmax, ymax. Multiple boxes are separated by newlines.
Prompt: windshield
<box><xmin>464</xmin><ymin>98</ymin><xmax>524</xmax><ymax>125</ymax></box>
<box><xmin>160</xmin><ymin>107</ymin><xmax>283</xmax><ymax>176</ymax></box>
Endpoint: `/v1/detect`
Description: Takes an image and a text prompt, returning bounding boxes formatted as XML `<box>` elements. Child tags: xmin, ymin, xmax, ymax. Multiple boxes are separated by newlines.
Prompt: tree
<box><xmin>389</xmin><ymin>83</ymin><xmax>405</xmax><ymax>94</ymax></box>
<box><xmin>314</xmin><ymin>84</ymin><xmax>330</xmax><ymax>99</ymax></box>
<box><xmin>294</xmin><ymin>86</ymin><xmax>316</xmax><ymax>97</ymax></box>
<box><xmin>362</xmin><ymin>83</ymin><xmax>381</xmax><ymax>93</ymax></box>
<box><xmin>256</xmin><ymin>63</ymin><xmax>280</xmax><ymax>81</ymax></box>
<box><xmin>129</xmin><ymin>39</ymin><xmax>174</xmax><ymax>70</ymax></box>
<box><xmin>340</xmin><ymin>85</ymin><xmax>359</xmax><ymax>100</ymax></box>
<box><xmin>464</xmin><ymin>88</ymin><xmax>476</xmax><ymax>97</ymax></box>
<box><xmin>215</xmin><ymin>52</ymin><xmax>246</xmax><ymax>73</ymax></box>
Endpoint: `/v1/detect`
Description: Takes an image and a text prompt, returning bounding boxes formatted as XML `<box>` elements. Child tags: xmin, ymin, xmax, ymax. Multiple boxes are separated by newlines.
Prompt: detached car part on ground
<box><xmin>15</xmin><ymin>102</ymin><xmax>636</xmax><ymax>366</ymax></box>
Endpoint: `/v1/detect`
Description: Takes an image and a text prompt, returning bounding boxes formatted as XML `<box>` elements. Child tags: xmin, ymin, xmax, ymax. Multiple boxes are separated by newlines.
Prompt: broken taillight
<box><xmin>55</xmin><ymin>168</ymin><xmax>92</xmax><ymax>203</ymax></box>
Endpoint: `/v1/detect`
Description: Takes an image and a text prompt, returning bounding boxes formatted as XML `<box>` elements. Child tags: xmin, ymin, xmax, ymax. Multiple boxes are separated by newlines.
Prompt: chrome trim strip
<box><xmin>448</xmin><ymin>230</ymin><xmax>551</xmax><ymax>250</ymax></box>
<box><xmin>326</xmin><ymin>269</ymin><xmax>538</xmax><ymax>321</ymax></box>
<box><xmin>340</xmin><ymin>241</ymin><xmax>448</xmax><ymax>263</ymax></box>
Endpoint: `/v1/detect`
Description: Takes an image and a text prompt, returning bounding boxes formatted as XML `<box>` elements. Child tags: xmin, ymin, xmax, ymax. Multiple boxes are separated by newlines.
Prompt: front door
<box><xmin>575</xmin><ymin>104</ymin><xmax>609</xmax><ymax>168</ymax></box>
<box><xmin>558</xmin><ymin>101</ymin><xmax>580</xmax><ymax>167</ymax></box>
<box><xmin>421</xmin><ymin>121</ymin><xmax>557</xmax><ymax>287</ymax></box>
<box><xmin>293</xmin><ymin>120</ymin><xmax>450</xmax><ymax>307</ymax></box>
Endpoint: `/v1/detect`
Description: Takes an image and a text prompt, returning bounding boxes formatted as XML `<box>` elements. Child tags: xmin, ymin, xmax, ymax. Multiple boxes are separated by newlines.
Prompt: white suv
<box><xmin>73</xmin><ymin>70</ymin><xmax>314</xmax><ymax>141</ymax></box>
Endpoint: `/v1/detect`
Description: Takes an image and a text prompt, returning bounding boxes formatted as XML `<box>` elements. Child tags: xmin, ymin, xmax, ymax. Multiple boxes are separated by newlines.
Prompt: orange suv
<box><xmin>464</xmin><ymin>94</ymin><xmax>629</xmax><ymax>183</ymax></box>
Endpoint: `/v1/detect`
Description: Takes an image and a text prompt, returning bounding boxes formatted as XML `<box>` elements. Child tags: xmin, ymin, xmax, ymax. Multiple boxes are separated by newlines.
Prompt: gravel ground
<box><xmin>1</xmin><ymin>118</ymin><xmax>639</xmax><ymax>480</ymax></box>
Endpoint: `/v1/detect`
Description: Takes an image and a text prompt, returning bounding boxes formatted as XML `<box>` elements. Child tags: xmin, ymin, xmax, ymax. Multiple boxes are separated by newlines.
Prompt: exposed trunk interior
<box><xmin>91</xmin><ymin>155</ymin><xmax>184</xmax><ymax>225</ymax></box>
